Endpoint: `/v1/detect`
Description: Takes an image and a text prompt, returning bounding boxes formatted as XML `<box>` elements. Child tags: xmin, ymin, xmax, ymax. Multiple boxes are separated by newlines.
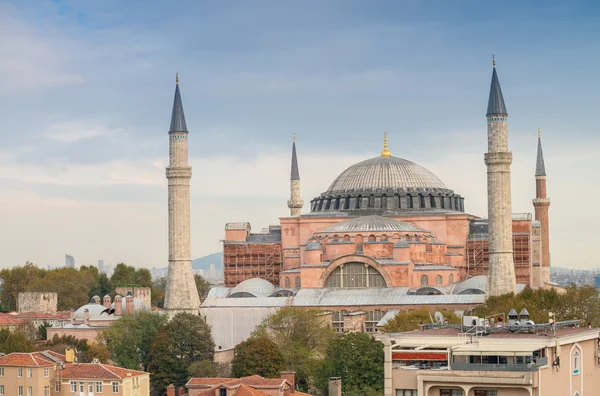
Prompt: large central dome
<box><xmin>308</xmin><ymin>137</ymin><xmax>465</xmax><ymax>215</ymax></box>
<box><xmin>326</xmin><ymin>156</ymin><xmax>447</xmax><ymax>194</ymax></box>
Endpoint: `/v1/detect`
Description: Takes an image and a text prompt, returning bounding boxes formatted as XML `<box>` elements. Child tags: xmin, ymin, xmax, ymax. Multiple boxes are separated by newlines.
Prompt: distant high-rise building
<box><xmin>97</xmin><ymin>259</ymin><xmax>105</xmax><ymax>273</ymax></box>
<box><xmin>65</xmin><ymin>254</ymin><xmax>75</xmax><ymax>269</ymax></box>
<box><xmin>209</xmin><ymin>264</ymin><xmax>216</xmax><ymax>279</ymax></box>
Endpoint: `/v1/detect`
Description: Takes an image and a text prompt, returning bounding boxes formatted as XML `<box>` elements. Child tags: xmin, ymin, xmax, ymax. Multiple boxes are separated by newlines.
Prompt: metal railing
<box><xmin>452</xmin><ymin>357</ymin><xmax>548</xmax><ymax>372</ymax></box>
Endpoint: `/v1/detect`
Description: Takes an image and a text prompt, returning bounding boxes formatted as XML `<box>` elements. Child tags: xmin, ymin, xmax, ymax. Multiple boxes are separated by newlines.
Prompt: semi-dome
<box><xmin>309</xmin><ymin>139</ymin><xmax>465</xmax><ymax>215</ymax></box>
<box><xmin>327</xmin><ymin>156</ymin><xmax>447</xmax><ymax>194</ymax></box>
<box><xmin>319</xmin><ymin>215</ymin><xmax>425</xmax><ymax>234</ymax></box>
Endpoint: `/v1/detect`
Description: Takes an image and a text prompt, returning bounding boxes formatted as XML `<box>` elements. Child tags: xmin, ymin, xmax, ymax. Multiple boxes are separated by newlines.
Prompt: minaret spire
<box><xmin>381</xmin><ymin>132</ymin><xmax>392</xmax><ymax>157</ymax></box>
<box><xmin>535</xmin><ymin>128</ymin><xmax>546</xmax><ymax>177</ymax></box>
<box><xmin>484</xmin><ymin>60</ymin><xmax>517</xmax><ymax>296</ymax></box>
<box><xmin>164</xmin><ymin>76</ymin><xmax>201</xmax><ymax>317</ymax></box>
<box><xmin>533</xmin><ymin>128</ymin><xmax>551</xmax><ymax>285</ymax></box>
<box><xmin>288</xmin><ymin>134</ymin><xmax>304</xmax><ymax>216</ymax></box>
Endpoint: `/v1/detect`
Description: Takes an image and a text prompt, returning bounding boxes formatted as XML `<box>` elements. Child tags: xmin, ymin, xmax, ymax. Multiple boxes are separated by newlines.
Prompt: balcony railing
<box><xmin>451</xmin><ymin>357</ymin><xmax>547</xmax><ymax>372</ymax></box>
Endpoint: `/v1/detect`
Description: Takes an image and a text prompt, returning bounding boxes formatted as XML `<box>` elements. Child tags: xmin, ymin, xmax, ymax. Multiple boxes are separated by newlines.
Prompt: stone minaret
<box><xmin>485</xmin><ymin>58</ymin><xmax>517</xmax><ymax>296</ymax></box>
<box><xmin>533</xmin><ymin>128</ymin><xmax>551</xmax><ymax>284</ymax></box>
<box><xmin>164</xmin><ymin>74</ymin><xmax>201</xmax><ymax>316</ymax></box>
<box><xmin>287</xmin><ymin>134</ymin><xmax>304</xmax><ymax>216</ymax></box>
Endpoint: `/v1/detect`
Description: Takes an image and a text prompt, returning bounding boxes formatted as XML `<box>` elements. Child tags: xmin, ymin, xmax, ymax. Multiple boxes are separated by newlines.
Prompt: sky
<box><xmin>1</xmin><ymin>0</ymin><xmax>599</xmax><ymax>270</ymax></box>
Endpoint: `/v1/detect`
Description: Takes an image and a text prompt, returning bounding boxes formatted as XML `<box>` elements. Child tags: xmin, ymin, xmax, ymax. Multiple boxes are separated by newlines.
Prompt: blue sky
<box><xmin>1</xmin><ymin>0</ymin><xmax>599</xmax><ymax>270</ymax></box>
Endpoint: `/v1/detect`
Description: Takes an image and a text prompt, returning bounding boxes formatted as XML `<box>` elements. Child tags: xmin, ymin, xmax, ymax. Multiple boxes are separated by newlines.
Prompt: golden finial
<box><xmin>538</xmin><ymin>127</ymin><xmax>541</xmax><ymax>137</ymax></box>
<box><xmin>292</xmin><ymin>133</ymin><xmax>296</xmax><ymax>143</ymax></box>
<box><xmin>381</xmin><ymin>131</ymin><xmax>392</xmax><ymax>157</ymax></box>
<box><xmin>176</xmin><ymin>73</ymin><xmax>179</xmax><ymax>84</ymax></box>
<box><xmin>492</xmin><ymin>55</ymin><xmax>496</xmax><ymax>68</ymax></box>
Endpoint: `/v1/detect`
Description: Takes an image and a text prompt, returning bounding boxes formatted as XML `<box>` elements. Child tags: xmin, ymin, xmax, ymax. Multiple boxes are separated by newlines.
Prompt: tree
<box><xmin>232</xmin><ymin>336</ymin><xmax>285</xmax><ymax>378</ymax></box>
<box><xmin>0</xmin><ymin>263</ymin><xmax>46</xmax><ymax>311</ymax></box>
<box><xmin>110</xmin><ymin>263</ymin><xmax>137</xmax><ymax>288</ymax></box>
<box><xmin>152</xmin><ymin>277</ymin><xmax>167</xmax><ymax>308</ymax></box>
<box><xmin>101</xmin><ymin>310</ymin><xmax>167</xmax><ymax>371</ymax></box>
<box><xmin>253</xmin><ymin>307</ymin><xmax>335</xmax><ymax>391</ymax></box>
<box><xmin>148</xmin><ymin>313</ymin><xmax>215</xmax><ymax>393</ymax></box>
<box><xmin>0</xmin><ymin>328</ymin><xmax>34</xmax><ymax>353</ymax></box>
<box><xmin>382</xmin><ymin>308</ymin><xmax>460</xmax><ymax>333</ymax></box>
<box><xmin>29</xmin><ymin>268</ymin><xmax>90</xmax><ymax>310</ymax></box>
<box><xmin>194</xmin><ymin>274</ymin><xmax>211</xmax><ymax>303</ymax></box>
<box><xmin>316</xmin><ymin>333</ymin><xmax>384</xmax><ymax>395</ymax></box>
<box><xmin>87</xmin><ymin>342</ymin><xmax>110</xmax><ymax>363</ymax></box>
<box><xmin>38</xmin><ymin>322</ymin><xmax>51</xmax><ymax>341</ymax></box>
<box><xmin>188</xmin><ymin>360</ymin><xmax>218</xmax><ymax>378</ymax></box>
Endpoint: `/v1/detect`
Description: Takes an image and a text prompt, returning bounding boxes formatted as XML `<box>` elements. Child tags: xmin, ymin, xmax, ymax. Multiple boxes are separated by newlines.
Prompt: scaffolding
<box><xmin>223</xmin><ymin>242</ymin><xmax>283</xmax><ymax>287</ymax></box>
<box><xmin>466</xmin><ymin>233</ymin><xmax>532</xmax><ymax>286</ymax></box>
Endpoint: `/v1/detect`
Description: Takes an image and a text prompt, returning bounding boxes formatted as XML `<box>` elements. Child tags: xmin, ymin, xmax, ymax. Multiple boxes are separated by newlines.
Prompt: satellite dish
<box><xmin>434</xmin><ymin>311</ymin><xmax>445</xmax><ymax>324</ymax></box>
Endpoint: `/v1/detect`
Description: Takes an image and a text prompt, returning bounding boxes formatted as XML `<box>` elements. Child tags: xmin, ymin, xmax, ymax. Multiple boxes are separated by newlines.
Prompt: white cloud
<box><xmin>41</xmin><ymin>121</ymin><xmax>124</xmax><ymax>143</ymax></box>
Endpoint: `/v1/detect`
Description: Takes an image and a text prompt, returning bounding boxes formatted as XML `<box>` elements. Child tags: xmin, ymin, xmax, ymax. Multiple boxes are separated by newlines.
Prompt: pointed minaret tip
<box><xmin>486</xmin><ymin>57</ymin><xmax>507</xmax><ymax>116</ymax></box>
<box><xmin>169</xmin><ymin>75</ymin><xmax>188</xmax><ymax>132</ymax></box>
<box><xmin>536</xmin><ymin>127</ymin><xmax>547</xmax><ymax>177</ymax></box>
<box><xmin>291</xmin><ymin>135</ymin><xmax>300</xmax><ymax>180</ymax></box>
<box><xmin>381</xmin><ymin>131</ymin><xmax>392</xmax><ymax>157</ymax></box>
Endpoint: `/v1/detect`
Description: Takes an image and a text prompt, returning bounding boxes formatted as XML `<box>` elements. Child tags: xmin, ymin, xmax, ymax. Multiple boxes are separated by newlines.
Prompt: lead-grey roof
<box><xmin>486</xmin><ymin>66</ymin><xmax>507</xmax><ymax>116</ymax></box>
<box><xmin>169</xmin><ymin>83</ymin><xmax>188</xmax><ymax>132</ymax></box>
<box><xmin>318</xmin><ymin>215</ymin><xmax>425</xmax><ymax>234</ymax></box>
<box><xmin>535</xmin><ymin>135</ymin><xmax>546</xmax><ymax>176</ymax></box>
<box><xmin>325</xmin><ymin>155</ymin><xmax>447</xmax><ymax>194</ymax></box>
<box><xmin>291</xmin><ymin>142</ymin><xmax>300</xmax><ymax>180</ymax></box>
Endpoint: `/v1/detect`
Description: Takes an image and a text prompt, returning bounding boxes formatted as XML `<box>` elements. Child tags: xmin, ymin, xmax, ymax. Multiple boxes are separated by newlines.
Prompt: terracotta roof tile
<box><xmin>187</xmin><ymin>377</ymin><xmax>236</xmax><ymax>386</ymax></box>
<box><xmin>15</xmin><ymin>312</ymin><xmax>58</xmax><ymax>319</ymax></box>
<box><xmin>0</xmin><ymin>313</ymin><xmax>26</xmax><ymax>326</ymax></box>
<box><xmin>61</xmin><ymin>363</ymin><xmax>147</xmax><ymax>380</ymax></box>
<box><xmin>234</xmin><ymin>384</ymin><xmax>269</xmax><ymax>396</ymax></box>
<box><xmin>0</xmin><ymin>353</ymin><xmax>55</xmax><ymax>367</ymax></box>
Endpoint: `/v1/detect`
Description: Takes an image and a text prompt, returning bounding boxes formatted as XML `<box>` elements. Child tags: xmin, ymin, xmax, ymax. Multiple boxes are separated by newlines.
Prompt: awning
<box><xmin>393</xmin><ymin>352</ymin><xmax>447</xmax><ymax>361</ymax></box>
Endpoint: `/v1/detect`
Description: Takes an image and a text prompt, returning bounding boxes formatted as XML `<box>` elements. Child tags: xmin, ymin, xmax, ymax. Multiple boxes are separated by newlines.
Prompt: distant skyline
<box><xmin>1</xmin><ymin>1</ymin><xmax>599</xmax><ymax>269</ymax></box>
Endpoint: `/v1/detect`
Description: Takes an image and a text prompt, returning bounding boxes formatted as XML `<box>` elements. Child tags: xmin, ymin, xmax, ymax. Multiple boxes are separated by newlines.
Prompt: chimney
<box><xmin>92</xmin><ymin>295</ymin><xmax>101</xmax><ymax>304</ymax></box>
<box><xmin>114</xmin><ymin>295</ymin><xmax>122</xmax><ymax>316</ymax></box>
<box><xmin>328</xmin><ymin>377</ymin><xmax>342</xmax><ymax>396</ymax></box>
<box><xmin>83</xmin><ymin>309</ymin><xmax>89</xmax><ymax>325</ymax></box>
<box><xmin>166</xmin><ymin>384</ymin><xmax>175</xmax><ymax>396</ymax></box>
<box><xmin>103</xmin><ymin>295</ymin><xmax>111</xmax><ymax>309</ymax></box>
<box><xmin>125</xmin><ymin>294</ymin><xmax>134</xmax><ymax>315</ymax></box>
<box><xmin>280</xmin><ymin>371</ymin><xmax>295</xmax><ymax>393</ymax></box>
<box><xmin>177</xmin><ymin>387</ymin><xmax>186</xmax><ymax>396</ymax></box>
<box><xmin>65</xmin><ymin>348</ymin><xmax>76</xmax><ymax>363</ymax></box>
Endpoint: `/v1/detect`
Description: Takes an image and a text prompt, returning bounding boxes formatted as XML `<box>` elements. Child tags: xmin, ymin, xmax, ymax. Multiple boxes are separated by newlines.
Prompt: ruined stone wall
<box><xmin>17</xmin><ymin>292</ymin><xmax>57</xmax><ymax>315</ymax></box>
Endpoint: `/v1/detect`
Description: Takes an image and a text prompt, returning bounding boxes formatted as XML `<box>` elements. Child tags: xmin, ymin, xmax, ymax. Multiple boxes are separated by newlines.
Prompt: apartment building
<box><xmin>379</xmin><ymin>318</ymin><xmax>600</xmax><ymax>396</ymax></box>
<box><xmin>0</xmin><ymin>349</ymin><xmax>150</xmax><ymax>396</ymax></box>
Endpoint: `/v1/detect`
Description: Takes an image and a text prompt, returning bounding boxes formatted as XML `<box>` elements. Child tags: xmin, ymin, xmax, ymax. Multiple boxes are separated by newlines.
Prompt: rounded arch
<box><xmin>368</xmin><ymin>234</ymin><xmax>376</xmax><ymax>242</ymax></box>
<box><xmin>318</xmin><ymin>254</ymin><xmax>392</xmax><ymax>288</ymax></box>
<box><xmin>436</xmin><ymin>275</ymin><xmax>443</xmax><ymax>285</ymax></box>
<box><xmin>284</xmin><ymin>277</ymin><xmax>290</xmax><ymax>288</ymax></box>
<box><xmin>420</xmin><ymin>275</ymin><xmax>429</xmax><ymax>286</ymax></box>
<box><xmin>449</xmin><ymin>274</ymin><xmax>454</xmax><ymax>284</ymax></box>
<box><xmin>570</xmin><ymin>343</ymin><xmax>583</xmax><ymax>396</ymax></box>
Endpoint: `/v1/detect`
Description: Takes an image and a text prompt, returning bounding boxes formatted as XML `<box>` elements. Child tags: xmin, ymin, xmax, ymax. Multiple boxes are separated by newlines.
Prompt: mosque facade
<box><xmin>223</xmin><ymin>62</ymin><xmax>552</xmax><ymax>295</ymax></box>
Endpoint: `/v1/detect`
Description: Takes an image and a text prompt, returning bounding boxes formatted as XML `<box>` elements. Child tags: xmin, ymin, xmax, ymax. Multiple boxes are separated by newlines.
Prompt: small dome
<box><xmin>320</xmin><ymin>215</ymin><xmax>425</xmax><ymax>234</ymax></box>
<box><xmin>114</xmin><ymin>295</ymin><xmax>122</xmax><ymax>299</ymax></box>
<box><xmin>74</xmin><ymin>304</ymin><xmax>107</xmax><ymax>320</ymax></box>
<box><xmin>306</xmin><ymin>241</ymin><xmax>323</xmax><ymax>251</ymax></box>
<box><xmin>103</xmin><ymin>295</ymin><xmax>110</xmax><ymax>299</ymax></box>
<box><xmin>230</xmin><ymin>278</ymin><xmax>275</xmax><ymax>298</ymax></box>
<box><xmin>78</xmin><ymin>324</ymin><xmax>89</xmax><ymax>328</ymax></box>
<box><xmin>326</xmin><ymin>156</ymin><xmax>447</xmax><ymax>194</ymax></box>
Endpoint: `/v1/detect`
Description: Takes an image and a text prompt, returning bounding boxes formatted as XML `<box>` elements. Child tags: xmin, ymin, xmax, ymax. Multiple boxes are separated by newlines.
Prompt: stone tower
<box><xmin>164</xmin><ymin>75</ymin><xmax>201</xmax><ymax>316</ymax></box>
<box><xmin>485</xmin><ymin>59</ymin><xmax>517</xmax><ymax>296</ymax></box>
<box><xmin>287</xmin><ymin>134</ymin><xmax>304</xmax><ymax>216</ymax></box>
<box><xmin>533</xmin><ymin>128</ymin><xmax>551</xmax><ymax>284</ymax></box>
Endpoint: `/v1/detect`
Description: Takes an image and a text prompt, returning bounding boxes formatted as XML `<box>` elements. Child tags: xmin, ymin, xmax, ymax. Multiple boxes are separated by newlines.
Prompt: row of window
<box><xmin>170</xmin><ymin>135</ymin><xmax>187</xmax><ymax>139</ymax></box>
<box><xmin>313</xmin><ymin>194</ymin><xmax>463</xmax><ymax>211</ymax></box>
<box><xmin>397</xmin><ymin>389</ymin><xmax>498</xmax><ymax>396</ymax></box>
<box><xmin>11</xmin><ymin>367</ymin><xmax>50</xmax><ymax>378</ymax></box>
<box><xmin>69</xmin><ymin>381</ymin><xmax>119</xmax><ymax>393</ymax></box>
<box><xmin>12</xmin><ymin>386</ymin><xmax>49</xmax><ymax>396</ymax></box>
<box><xmin>420</xmin><ymin>274</ymin><xmax>455</xmax><ymax>286</ymax></box>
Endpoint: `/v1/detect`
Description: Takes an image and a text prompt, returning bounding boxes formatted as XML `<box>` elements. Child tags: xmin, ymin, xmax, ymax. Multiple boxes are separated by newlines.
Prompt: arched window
<box><xmin>430</xmin><ymin>195</ymin><xmax>436</xmax><ymax>208</ymax></box>
<box><xmin>436</xmin><ymin>275</ymin><xmax>443</xmax><ymax>285</ymax></box>
<box><xmin>421</xmin><ymin>275</ymin><xmax>428</xmax><ymax>286</ymax></box>
<box><xmin>325</xmin><ymin>263</ymin><xmax>386</xmax><ymax>288</ymax></box>
<box><xmin>449</xmin><ymin>274</ymin><xmax>454</xmax><ymax>284</ymax></box>
<box><xmin>332</xmin><ymin>235</ymin><xmax>339</xmax><ymax>242</ymax></box>
<box><xmin>343</xmin><ymin>235</ymin><xmax>351</xmax><ymax>242</ymax></box>
<box><xmin>295</xmin><ymin>276</ymin><xmax>301</xmax><ymax>288</ymax></box>
<box><xmin>573</xmin><ymin>350</ymin><xmax>580</xmax><ymax>375</ymax></box>
<box><xmin>284</xmin><ymin>277</ymin><xmax>290</xmax><ymax>288</ymax></box>
<box><xmin>381</xmin><ymin>234</ymin><xmax>388</xmax><ymax>242</ymax></box>
<box><xmin>368</xmin><ymin>235</ymin><xmax>376</xmax><ymax>242</ymax></box>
